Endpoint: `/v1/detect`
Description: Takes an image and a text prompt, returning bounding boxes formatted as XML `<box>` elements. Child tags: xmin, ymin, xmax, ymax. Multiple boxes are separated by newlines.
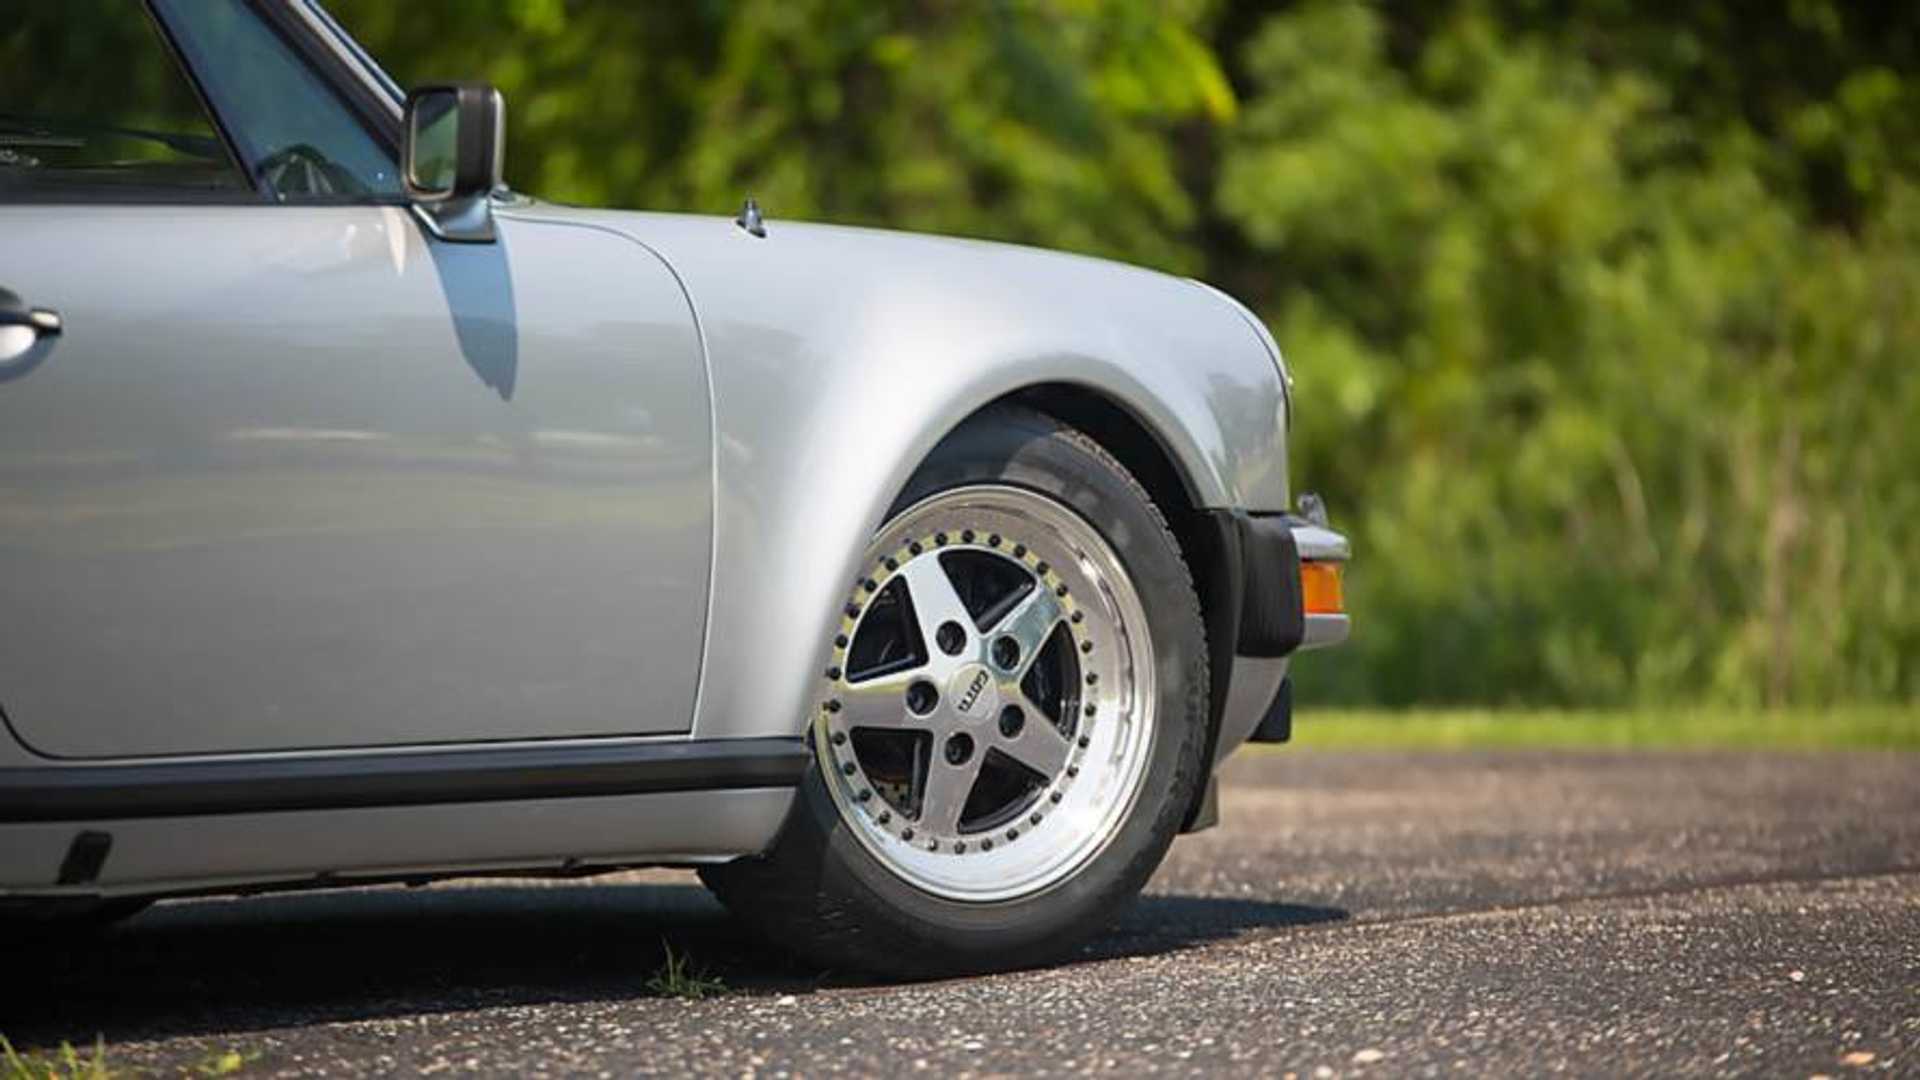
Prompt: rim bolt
<box><xmin>1050</xmin><ymin>791</ymin><xmax>1063</xmax><ymax>803</ymax></box>
<box><xmin>954</xmin><ymin>841</ymin><xmax>966</xmax><ymax>853</ymax></box>
<box><xmin>826</xmin><ymin>666</ymin><xmax>841</xmax><ymax>680</ymax></box>
<box><xmin>1030</xmin><ymin>812</ymin><xmax>1042</xmax><ymax>825</ymax></box>
<box><xmin>862</xmin><ymin>578</ymin><xmax>878</xmax><ymax>593</ymax></box>
<box><xmin>1070</xmin><ymin>611</ymin><xmax>1084</xmax><ymax>624</ymax></box>
<box><xmin>1056</xmin><ymin>584</ymin><xmax>1069</xmax><ymax>597</ymax></box>
<box><xmin>1013</xmin><ymin>544</ymin><xmax>1026</xmax><ymax>557</ymax></box>
<box><xmin>962</xmin><ymin>530</ymin><xmax>975</xmax><ymax>542</ymax></box>
<box><xmin>834</xmin><ymin>633</ymin><xmax>848</xmax><ymax>648</ymax></box>
<box><xmin>928</xmin><ymin>838</ymin><xmax>938</xmax><ymax>851</ymax></box>
<box><xmin>879</xmin><ymin>810</ymin><xmax>891</xmax><ymax>823</ymax></box>
<box><xmin>842</xmin><ymin>762</ymin><xmax>856</xmax><ymax>775</ymax></box>
<box><xmin>825</xmin><ymin>699</ymin><xmax>842</xmax><ymax>713</ymax></box>
<box><xmin>1067</xmin><ymin>765</ymin><xmax>1080</xmax><ymax>777</ymax></box>
<box><xmin>909</xmin><ymin>541</ymin><xmax>924</xmax><ymax>555</ymax></box>
<box><xmin>981</xmin><ymin>839</ymin><xmax>993</xmax><ymax>851</ymax></box>
<box><xmin>1080</xmin><ymin>640</ymin><xmax>1093</xmax><ymax>654</ymax></box>
<box><xmin>902</xmin><ymin>827</ymin><xmax>915</xmax><ymax>840</ymax></box>
<box><xmin>935</xmin><ymin>531</ymin><xmax>948</xmax><ymax>546</ymax></box>
<box><xmin>1078</xmin><ymin>735</ymin><xmax>1090</xmax><ymax>748</ymax></box>
<box><xmin>1034</xmin><ymin>560</ymin><xmax>1049</xmax><ymax>575</ymax></box>
<box><xmin>857</xmin><ymin>788</ymin><xmax>872</xmax><ymax>801</ymax></box>
<box><xmin>988</xmin><ymin>534</ymin><xmax>1001</xmax><ymax>547</ymax></box>
<box><xmin>1084</xmin><ymin>703</ymin><xmax>1096</xmax><ymax>716</ymax></box>
<box><xmin>885</xmin><ymin>557</ymin><xmax>899</xmax><ymax>571</ymax></box>
<box><xmin>1085</xmin><ymin>673</ymin><xmax>1098</xmax><ymax>686</ymax></box>
<box><xmin>1006</xmin><ymin>828</ymin><xmax>1018</xmax><ymax>841</ymax></box>
<box><xmin>844</xmin><ymin>603</ymin><xmax>861</xmax><ymax>618</ymax></box>
<box><xmin>831</xmin><ymin>731</ymin><xmax>847</xmax><ymax>745</ymax></box>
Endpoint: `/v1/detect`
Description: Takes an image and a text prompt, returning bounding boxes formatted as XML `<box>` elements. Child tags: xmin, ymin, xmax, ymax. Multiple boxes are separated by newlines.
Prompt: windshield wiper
<box><xmin>0</xmin><ymin>114</ymin><xmax>225</xmax><ymax>160</ymax></box>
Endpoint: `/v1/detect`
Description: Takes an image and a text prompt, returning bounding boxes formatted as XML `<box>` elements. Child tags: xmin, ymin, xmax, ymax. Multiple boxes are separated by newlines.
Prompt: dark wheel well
<box><xmin>994</xmin><ymin>385</ymin><xmax>1239</xmax><ymax>795</ymax></box>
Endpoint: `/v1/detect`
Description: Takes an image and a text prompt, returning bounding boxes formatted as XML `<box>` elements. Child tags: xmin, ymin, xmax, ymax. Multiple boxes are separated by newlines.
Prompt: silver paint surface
<box><xmin>0</xmin><ymin>206</ymin><xmax>711</xmax><ymax>757</ymax></box>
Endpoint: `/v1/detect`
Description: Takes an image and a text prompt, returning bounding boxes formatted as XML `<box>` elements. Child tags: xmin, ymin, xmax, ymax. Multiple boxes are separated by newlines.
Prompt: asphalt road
<box><xmin>10</xmin><ymin>750</ymin><xmax>1918</xmax><ymax>1076</ymax></box>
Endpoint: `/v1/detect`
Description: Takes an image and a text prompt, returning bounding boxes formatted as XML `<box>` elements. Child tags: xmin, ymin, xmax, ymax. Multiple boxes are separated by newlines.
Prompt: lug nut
<box><xmin>936</xmin><ymin>620</ymin><xmax>967</xmax><ymax>656</ymax></box>
<box><xmin>991</xmin><ymin>636</ymin><xmax>1022</xmax><ymax>670</ymax></box>
<box><xmin>998</xmin><ymin>705</ymin><xmax>1025</xmax><ymax>738</ymax></box>
<box><xmin>906</xmin><ymin>680</ymin><xmax>940</xmax><ymax>715</ymax></box>
<box><xmin>944</xmin><ymin>732</ymin><xmax>974</xmax><ymax>765</ymax></box>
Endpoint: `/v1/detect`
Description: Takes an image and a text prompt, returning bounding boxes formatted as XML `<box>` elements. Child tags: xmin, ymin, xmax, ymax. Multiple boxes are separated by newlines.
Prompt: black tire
<box><xmin>701</xmin><ymin>406</ymin><xmax>1208</xmax><ymax>979</ymax></box>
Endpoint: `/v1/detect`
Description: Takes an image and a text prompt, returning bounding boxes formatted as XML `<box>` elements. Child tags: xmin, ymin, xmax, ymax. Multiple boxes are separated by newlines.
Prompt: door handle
<box><xmin>0</xmin><ymin>286</ymin><xmax>63</xmax><ymax>382</ymax></box>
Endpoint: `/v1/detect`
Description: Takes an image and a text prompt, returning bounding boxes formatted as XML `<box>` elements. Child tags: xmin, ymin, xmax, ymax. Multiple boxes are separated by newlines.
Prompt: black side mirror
<box><xmin>403</xmin><ymin>82</ymin><xmax>505</xmax><ymax>243</ymax></box>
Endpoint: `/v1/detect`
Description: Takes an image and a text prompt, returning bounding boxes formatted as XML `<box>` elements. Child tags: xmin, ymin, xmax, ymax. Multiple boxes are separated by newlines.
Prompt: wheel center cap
<box><xmin>947</xmin><ymin>662</ymin><xmax>1000</xmax><ymax>721</ymax></box>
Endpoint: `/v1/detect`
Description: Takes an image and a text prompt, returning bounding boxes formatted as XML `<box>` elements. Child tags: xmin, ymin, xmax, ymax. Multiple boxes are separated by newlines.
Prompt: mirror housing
<box><xmin>403</xmin><ymin>82</ymin><xmax>504</xmax><ymax>243</ymax></box>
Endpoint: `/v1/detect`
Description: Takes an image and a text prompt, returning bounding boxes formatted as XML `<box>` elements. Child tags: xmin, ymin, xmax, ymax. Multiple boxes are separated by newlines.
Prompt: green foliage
<box><xmin>645</xmin><ymin>940</ymin><xmax>727</xmax><ymax>1000</ymax></box>
<box><xmin>335</xmin><ymin>3</ymin><xmax>1920</xmax><ymax>706</ymax></box>
<box><xmin>1</xmin><ymin>1037</ymin><xmax>113</xmax><ymax>1080</ymax></box>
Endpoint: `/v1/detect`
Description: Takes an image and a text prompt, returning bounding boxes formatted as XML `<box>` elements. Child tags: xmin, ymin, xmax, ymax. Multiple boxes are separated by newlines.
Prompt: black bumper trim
<box><xmin>0</xmin><ymin>738</ymin><xmax>811</xmax><ymax>823</ymax></box>
<box><xmin>1234</xmin><ymin>513</ymin><xmax>1307</xmax><ymax>657</ymax></box>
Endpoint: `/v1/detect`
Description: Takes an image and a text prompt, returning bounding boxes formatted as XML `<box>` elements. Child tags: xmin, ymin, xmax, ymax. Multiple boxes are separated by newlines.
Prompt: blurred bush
<box><xmin>331</xmin><ymin>0</ymin><xmax>1920</xmax><ymax>708</ymax></box>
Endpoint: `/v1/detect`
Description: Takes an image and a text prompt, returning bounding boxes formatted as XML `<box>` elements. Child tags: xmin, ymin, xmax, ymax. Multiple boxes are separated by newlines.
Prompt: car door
<box><xmin>0</xmin><ymin>0</ymin><xmax>712</xmax><ymax>758</ymax></box>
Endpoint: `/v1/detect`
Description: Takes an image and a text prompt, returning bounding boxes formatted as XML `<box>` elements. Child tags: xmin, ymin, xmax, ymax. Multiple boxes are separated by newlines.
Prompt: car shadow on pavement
<box><xmin>5</xmin><ymin>879</ymin><xmax>1346</xmax><ymax>1050</ymax></box>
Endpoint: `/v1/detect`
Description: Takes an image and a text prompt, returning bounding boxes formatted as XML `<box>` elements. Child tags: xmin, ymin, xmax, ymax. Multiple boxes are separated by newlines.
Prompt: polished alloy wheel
<box><xmin>815</xmin><ymin>484</ymin><xmax>1157</xmax><ymax>902</ymax></box>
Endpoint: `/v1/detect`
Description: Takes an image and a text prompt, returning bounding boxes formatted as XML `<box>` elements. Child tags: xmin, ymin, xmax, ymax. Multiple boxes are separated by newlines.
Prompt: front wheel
<box><xmin>702</xmin><ymin>408</ymin><xmax>1208</xmax><ymax>978</ymax></box>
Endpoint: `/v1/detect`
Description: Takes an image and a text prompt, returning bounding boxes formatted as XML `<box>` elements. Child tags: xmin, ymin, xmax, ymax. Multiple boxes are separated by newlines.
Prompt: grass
<box><xmin>1</xmin><ymin>1038</ymin><xmax>250</xmax><ymax>1080</ymax></box>
<box><xmin>1282</xmin><ymin>705</ymin><xmax>1920</xmax><ymax>751</ymax></box>
<box><xmin>2</xmin><ymin>1038</ymin><xmax>111</xmax><ymax>1080</ymax></box>
<box><xmin>645</xmin><ymin>940</ymin><xmax>727</xmax><ymax>1000</ymax></box>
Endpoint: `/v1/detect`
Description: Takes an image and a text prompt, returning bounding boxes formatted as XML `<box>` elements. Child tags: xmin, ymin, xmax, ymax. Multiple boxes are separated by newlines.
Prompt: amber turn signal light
<box><xmin>1301</xmin><ymin>560</ymin><xmax>1344</xmax><ymax>615</ymax></box>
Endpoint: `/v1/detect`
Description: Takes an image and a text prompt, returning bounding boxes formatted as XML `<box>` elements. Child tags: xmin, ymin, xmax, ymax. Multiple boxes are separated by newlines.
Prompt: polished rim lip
<box><xmin>815</xmin><ymin>483</ymin><xmax>1158</xmax><ymax>904</ymax></box>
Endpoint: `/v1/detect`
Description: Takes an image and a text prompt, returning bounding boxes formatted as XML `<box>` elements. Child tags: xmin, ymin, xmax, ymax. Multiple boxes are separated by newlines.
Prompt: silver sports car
<box><xmin>0</xmin><ymin>0</ymin><xmax>1348</xmax><ymax>976</ymax></box>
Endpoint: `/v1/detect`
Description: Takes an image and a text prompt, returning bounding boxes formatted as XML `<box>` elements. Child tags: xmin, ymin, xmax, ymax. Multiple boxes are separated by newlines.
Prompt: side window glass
<box><xmin>0</xmin><ymin>1</ymin><xmax>250</xmax><ymax>199</ymax></box>
<box><xmin>157</xmin><ymin>0</ymin><xmax>403</xmax><ymax>201</ymax></box>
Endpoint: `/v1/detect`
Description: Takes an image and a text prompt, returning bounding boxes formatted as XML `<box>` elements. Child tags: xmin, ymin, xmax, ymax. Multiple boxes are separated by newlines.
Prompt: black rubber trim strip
<box><xmin>0</xmin><ymin>738</ymin><xmax>809</xmax><ymax>823</ymax></box>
